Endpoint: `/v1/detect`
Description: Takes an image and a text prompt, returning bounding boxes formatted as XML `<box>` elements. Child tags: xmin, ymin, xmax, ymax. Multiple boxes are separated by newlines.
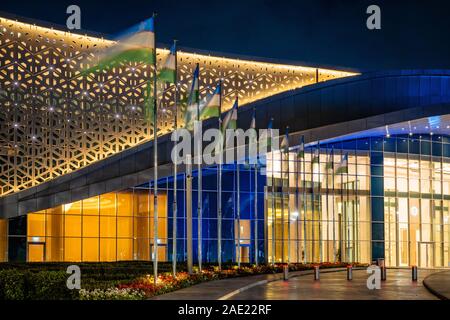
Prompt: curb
<box><xmin>423</xmin><ymin>271</ymin><xmax>450</xmax><ymax>300</ymax></box>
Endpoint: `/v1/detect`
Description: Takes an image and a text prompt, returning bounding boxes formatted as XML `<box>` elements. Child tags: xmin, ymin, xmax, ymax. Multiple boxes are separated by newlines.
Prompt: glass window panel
<box><xmin>0</xmin><ymin>219</ymin><xmax>8</xmax><ymax>262</ymax></box>
<box><xmin>83</xmin><ymin>215</ymin><xmax>99</xmax><ymax>238</ymax></box>
<box><xmin>82</xmin><ymin>197</ymin><xmax>99</xmax><ymax>216</ymax></box>
<box><xmin>82</xmin><ymin>238</ymin><xmax>99</xmax><ymax>261</ymax></box>
<box><xmin>65</xmin><ymin>215</ymin><xmax>81</xmax><ymax>237</ymax></box>
<box><xmin>100</xmin><ymin>238</ymin><xmax>116</xmax><ymax>261</ymax></box>
<box><xmin>100</xmin><ymin>193</ymin><xmax>116</xmax><ymax>216</ymax></box>
<box><xmin>46</xmin><ymin>237</ymin><xmax>63</xmax><ymax>262</ymax></box>
<box><xmin>421</xmin><ymin>140</ymin><xmax>431</xmax><ymax>155</ymax></box>
<box><xmin>65</xmin><ymin>201</ymin><xmax>81</xmax><ymax>215</ymax></box>
<box><xmin>118</xmin><ymin>217</ymin><xmax>133</xmax><ymax>238</ymax></box>
<box><xmin>64</xmin><ymin>238</ymin><xmax>81</xmax><ymax>262</ymax></box>
<box><xmin>100</xmin><ymin>216</ymin><xmax>116</xmax><ymax>238</ymax></box>
<box><xmin>118</xmin><ymin>191</ymin><xmax>133</xmax><ymax>217</ymax></box>
<box><xmin>28</xmin><ymin>213</ymin><xmax>45</xmax><ymax>238</ymax></box>
<box><xmin>118</xmin><ymin>239</ymin><xmax>133</xmax><ymax>261</ymax></box>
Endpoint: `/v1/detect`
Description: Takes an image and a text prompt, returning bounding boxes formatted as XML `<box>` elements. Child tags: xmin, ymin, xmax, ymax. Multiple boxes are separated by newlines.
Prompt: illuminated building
<box><xmin>0</xmin><ymin>14</ymin><xmax>449</xmax><ymax>268</ymax></box>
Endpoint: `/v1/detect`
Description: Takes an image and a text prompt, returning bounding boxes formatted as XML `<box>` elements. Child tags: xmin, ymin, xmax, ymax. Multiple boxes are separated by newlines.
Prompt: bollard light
<box><xmin>283</xmin><ymin>264</ymin><xmax>289</xmax><ymax>281</ymax></box>
<box><xmin>347</xmin><ymin>265</ymin><xmax>353</xmax><ymax>281</ymax></box>
<box><xmin>381</xmin><ymin>266</ymin><xmax>387</xmax><ymax>281</ymax></box>
<box><xmin>412</xmin><ymin>265</ymin><xmax>418</xmax><ymax>282</ymax></box>
<box><xmin>314</xmin><ymin>265</ymin><xmax>320</xmax><ymax>281</ymax></box>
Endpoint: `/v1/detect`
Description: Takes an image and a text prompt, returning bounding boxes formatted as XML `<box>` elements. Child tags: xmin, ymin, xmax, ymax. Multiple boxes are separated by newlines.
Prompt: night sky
<box><xmin>1</xmin><ymin>0</ymin><xmax>450</xmax><ymax>72</ymax></box>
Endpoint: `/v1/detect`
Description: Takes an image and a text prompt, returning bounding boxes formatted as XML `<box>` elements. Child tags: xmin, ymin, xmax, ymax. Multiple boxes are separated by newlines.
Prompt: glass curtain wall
<box><xmin>384</xmin><ymin>134</ymin><xmax>450</xmax><ymax>267</ymax></box>
<box><xmin>166</xmin><ymin>164</ymin><xmax>266</xmax><ymax>264</ymax></box>
<box><xmin>25</xmin><ymin>163</ymin><xmax>266</xmax><ymax>264</ymax></box>
<box><xmin>27</xmin><ymin>189</ymin><xmax>167</xmax><ymax>262</ymax></box>
<box><xmin>266</xmin><ymin>144</ymin><xmax>371</xmax><ymax>264</ymax></box>
<box><xmin>266</xmin><ymin>134</ymin><xmax>450</xmax><ymax>267</ymax></box>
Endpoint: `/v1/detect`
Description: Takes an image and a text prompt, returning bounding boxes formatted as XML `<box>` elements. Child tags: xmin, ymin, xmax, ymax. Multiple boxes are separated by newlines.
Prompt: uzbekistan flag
<box><xmin>297</xmin><ymin>136</ymin><xmax>305</xmax><ymax>159</ymax></box>
<box><xmin>184</xmin><ymin>65</ymin><xmax>200</xmax><ymax>129</ymax></box>
<box><xmin>250</xmin><ymin>108</ymin><xmax>256</xmax><ymax>129</ymax></box>
<box><xmin>85</xmin><ymin>17</ymin><xmax>155</xmax><ymax>73</ymax></box>
<box><xmin>335</xmin><ymin>153</ymin><xmax>349</xmax><ymax>174</ymax></box>
<box><xmin>325</xmin><ymin>147</ymin><xmax>334</xmax><ymax>170</ymax></box>
<box><xmin>222</xmin><ymin>98</ymin><xmax>238</xmax><ymax>132</ymax></box>
<box><xmin>280</xmin><ymin>127</ymin><xmax>289</xmax><ymax>153</ymax></box>
<box><xmin>312</xmin><ymin>142</ymin><xmax>320</xmax><ymax>163</ymax></box>
<box><xmin>199</xmin><ymin>83</ymin><xmax>221</xmax><ymax>120</ymax></box>
<box><xmin>158</xmin><ymin>41</ymin><xmax>176</xmax><ymax>84</ymax></box>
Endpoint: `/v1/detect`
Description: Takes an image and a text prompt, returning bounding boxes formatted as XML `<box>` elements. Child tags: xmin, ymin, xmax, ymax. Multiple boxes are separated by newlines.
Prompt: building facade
<box><xmin>1</xmin><ymin>15</ymin><xmax>449</xmax><ymax>268</ymax></box>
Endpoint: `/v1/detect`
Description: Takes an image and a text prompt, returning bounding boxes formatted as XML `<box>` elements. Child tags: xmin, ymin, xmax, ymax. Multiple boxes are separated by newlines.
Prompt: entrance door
<box><xmin>28</xmin><ymin>242</ymin><xmax>45</xmax><ymax>262</ymax></box>
<box><xmin>418</xmin><ymin>242</ymin><xmax>433</xmax><ymax>268</ymax></box>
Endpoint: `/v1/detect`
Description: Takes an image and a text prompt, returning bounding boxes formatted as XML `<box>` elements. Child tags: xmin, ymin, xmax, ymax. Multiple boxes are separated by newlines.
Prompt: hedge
<box><xmin>0</xmin><ymin>269</ymin><xmax>77</xmax><ymax>300</ymax></box>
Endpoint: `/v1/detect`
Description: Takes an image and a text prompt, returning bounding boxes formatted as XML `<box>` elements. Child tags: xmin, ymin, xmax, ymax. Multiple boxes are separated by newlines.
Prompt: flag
<box><xmin>158</xmin><ymin>41</ymin><xmax>176</xmax><ymax>84</ymax></box>
<box><xmin>280</xmin><ymin>127</ymin><xmax>289</xmax><ymax>153</ymax></box>
<box><xmin>325</xmin><ymin>147</ymin><xmax>334</xmax><ymax>170</ymax></box>
<box><xmin>84</xmin><ymin>17</ymin><xmax>155</xmax><ymax>73</ymax></box>
<box><xmin>222</xmin><ymin>98</ymin><xmax>238</xmax><ymax>132</ymax></box>
<box><xmin>143</xmin><ymin>80</ymin><xmax>155</xmax><ymax>124</ymax></box>
<box><xmin>250</xmin><ymin>108</ymin><xmax>256</xmax><ymax>130</ymax></box>
<box><xmin>297</xmin><ymin>136</ymin><xmax>305</xmax><ymax>159</ymax></box>
<box><xmin>184</xmin><ymin>65</ymin><xmax>200</xmax><ymax>129</ymax></box>
<box><xmin>199</xmin><ymin>83</ymin><xmax>221</xmax><ymax>120</ymax></box>
<box><xmin>335</xmin><ymin>153</ymin><xmax>348</xmax><ymax>174</ymax></box>
<box><xmin>312</xmin><ymin>142</ymin><xmax>320</xmax><ymax>164</ymax></box>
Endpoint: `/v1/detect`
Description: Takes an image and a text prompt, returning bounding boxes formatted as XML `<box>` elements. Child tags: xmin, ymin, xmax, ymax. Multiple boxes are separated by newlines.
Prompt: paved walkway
<box><xmin>151</xmin><ymin>268</ymin><xmax>347</xmax><ymax>300</ymax></box>
<box><xmin>423</xmin><ymin>270</ymin><xmax>450</xmax><ymax>300</ymax></box>
<box><xmin>229</xmin><ymin>269</ymin><xmax>438</xmax><ymax>300</ymax></box>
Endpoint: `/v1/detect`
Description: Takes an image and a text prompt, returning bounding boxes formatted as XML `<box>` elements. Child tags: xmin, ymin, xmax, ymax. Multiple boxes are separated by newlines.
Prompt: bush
<box><xmin>0</xmin><ymin>269</ymin><xmax>77</xmax><ymax>300</ymax></box>
<box><xmin>0</xmin><ymin>269</ymin><xmax>26</xmax><ymax>300</ymax></box>
<box><xmin>27</xmin><ymin>271</ymin><xmax>77</xmax><ymax>300</ymax></box>
<box><xmin>79</xmin><ymin>288</ymin><xmax>146</xmax><ymax>300</ymax></box>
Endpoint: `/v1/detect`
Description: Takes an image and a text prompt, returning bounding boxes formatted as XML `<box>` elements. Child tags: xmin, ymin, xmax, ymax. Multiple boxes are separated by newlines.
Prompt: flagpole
<box><xmin>236</xmin><ymin>96</ymin><xmax>241</xmax><ymax>267</ymax></box>
<box><xmin>295</xmin><ymin>143</ymin><xmax>300</xmax><ymax>263</ymax></box>
<box><xmin>325</xmin><ymin>147</ymin><xmax>330</xmax><ymax>263</ymax></box>
<box><xmin>331</xmin><ymin>146</ymin><xmax>336</xmax><ymax>262</ymax></box>
<box><xmin>217</xmin><ymin>80</ymin><xmax>223</xmax><ymax>270</ymax></box>
<box><xmin>318</xmin><ymin>141</ymin><xmax>322</xmax><ymax>263</ymax></box>
<box><xmin>270</xmin><ymin>122</ymin><xmax>275</xmax><ymax>264</ymax></box>
<box><xmin>310</xmin><ymin>146</ymin><xmax>315</xmax><ymax>262</ymax></box>
<box><xmin>280</xmin><ymin>144</ymin><xmax>285</xmax><ymax>263</ymax></box>
<box><xmin>253</xmin><ymin>108</ymin><xmax>258</xmax><ymax>265</ymax></box>
<box><xmin>195</xmin><ymin>63</ymin><xmax>203</xmax><ymax>272</ymax></box>
<box><xmin>172</xmin><ymin>40</ymin><xmax>178</xmax><ymax>277</ymax></box>
<box><xmin>285</xmin><ymin>127</ymin><xmax>291</xmax><ymax>264</ymax></box>
<box><xmin>152</xmin><ymin>12</ymin><xmax>159</xmax><ymax>285</ymax></box>
<box><xmin>302</xmin><ymin>138</ymin><xmax>307</xmax><ymax>264</ymax></box>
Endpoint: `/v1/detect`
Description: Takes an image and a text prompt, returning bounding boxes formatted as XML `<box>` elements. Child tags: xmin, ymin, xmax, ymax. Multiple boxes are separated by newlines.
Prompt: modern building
<box><xmin>0</xmin><ymin>14</ymin><xmax>449</xmax><ymax>268</ymax></box>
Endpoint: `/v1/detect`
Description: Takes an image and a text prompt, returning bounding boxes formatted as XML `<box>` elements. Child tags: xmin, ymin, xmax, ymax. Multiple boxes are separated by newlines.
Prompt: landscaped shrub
<box><xmin>0</xmin><ymin>269</ymin><xmax>78</xmax><ymax>300</ymax></box>
<box><xmin>79</xmin><ymin>288</ymin><xmax>146</xmax><ymax>300</ymax></box>
<box><xmin>27</xmin><ymin>270</ymin><xmax>77</xmax><ymax>300</ymax></box>
<box><xmin>0</xmin><ymin>269</ymin><xmax>26</xmax><ymax>300</ymax></box>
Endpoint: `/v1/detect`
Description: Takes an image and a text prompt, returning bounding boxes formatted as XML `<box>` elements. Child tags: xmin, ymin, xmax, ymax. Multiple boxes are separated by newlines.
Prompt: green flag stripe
<box><xmin>84</xmin><ymin>48</ymin><xmax>156</xmax><ymax>74</ymax></box>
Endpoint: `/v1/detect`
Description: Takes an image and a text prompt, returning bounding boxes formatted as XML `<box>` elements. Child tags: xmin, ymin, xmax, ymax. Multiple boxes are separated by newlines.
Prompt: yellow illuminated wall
<box><xmin>0</xmin><ymin>16</ymin><xmax>357</xmax><ymax>196</ymax></box>
<box><xmin>0</xmin><ymin>219</ymin><xmax>7</xmax><ymax>262</ymax></box>
<box><xmin>27</xmin><ymin>189</ymin><xmax>167</xmax><ymax>262</ymax></box>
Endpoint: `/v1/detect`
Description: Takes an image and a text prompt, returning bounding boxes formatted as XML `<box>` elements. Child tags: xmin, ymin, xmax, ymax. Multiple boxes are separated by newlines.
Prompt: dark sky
<box><xmin>1</xmin><ymin>0</ymin><xmax>450</xmax><ymax>72</ymax></box>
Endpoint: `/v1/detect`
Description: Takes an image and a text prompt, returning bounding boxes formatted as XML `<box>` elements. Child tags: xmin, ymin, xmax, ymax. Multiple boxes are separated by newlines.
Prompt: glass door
<box><xmin>28</xmin><ymin>242</ymin><xmax>45</xmax><ymax>262</ymax></box>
